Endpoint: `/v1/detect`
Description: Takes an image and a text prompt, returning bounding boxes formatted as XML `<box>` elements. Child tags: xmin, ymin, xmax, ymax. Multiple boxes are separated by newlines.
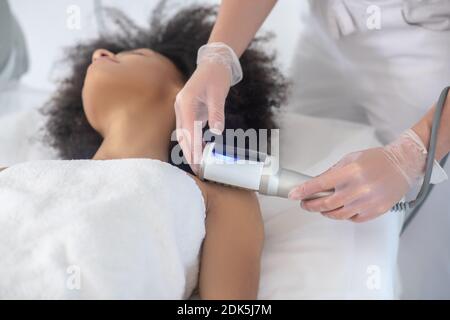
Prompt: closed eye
<box><xmin>131</xmin><ymin>51</ymin><xmax>147</xmax><ymax>56</ymax></box>
<box><xmin>118</xmin><ymin>50</ymin><xmax>149</xmax><ymax>58</ymax></box>
<box><xmin>130</xmin><ymin>49</ymin><xmax>153</xmax><ymax>57</ymax></box>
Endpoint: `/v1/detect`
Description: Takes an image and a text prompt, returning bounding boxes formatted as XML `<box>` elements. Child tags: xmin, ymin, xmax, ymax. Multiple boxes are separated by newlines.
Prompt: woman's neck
<box><xmin>92</xmin><ymin>110</ymin><xmax>172</xmax><ymax>162</ymax></box>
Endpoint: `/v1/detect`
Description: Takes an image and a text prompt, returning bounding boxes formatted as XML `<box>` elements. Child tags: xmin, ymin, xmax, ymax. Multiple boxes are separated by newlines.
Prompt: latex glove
<box><xmin>289</xmin><ymin>129</ymin><xmax>428</xmax><ymax>222</ymax></box>
<box><xmin>174</xmin><ymin>42</ymin><xmax>243</xmax><ymax>172</ymax></box>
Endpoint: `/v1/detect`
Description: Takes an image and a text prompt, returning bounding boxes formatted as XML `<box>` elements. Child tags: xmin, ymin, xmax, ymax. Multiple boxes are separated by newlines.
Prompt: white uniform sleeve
<box><xmin>402</xmin><ymin>0</ymin><xmax>450</xmax><ymax>31</ymax></box>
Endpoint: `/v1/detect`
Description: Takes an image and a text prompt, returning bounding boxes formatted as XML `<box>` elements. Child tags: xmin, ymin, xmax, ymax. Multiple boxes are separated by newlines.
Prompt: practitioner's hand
<box><xmin>174</xmin><ymin>43</ymin><xmax>243</xmax><ymax>173</ymax></box>
<box><xmin>289</xmin><ymin>129</ymin><xmax>428</xmax><ymax>222</ymax></box>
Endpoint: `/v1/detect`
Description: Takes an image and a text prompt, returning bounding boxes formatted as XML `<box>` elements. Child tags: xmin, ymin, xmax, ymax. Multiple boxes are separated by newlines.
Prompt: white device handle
<box><xmin>199</xmin><ymin>143</ymin><xmax>334</xmax><ymax>200</ymax></box>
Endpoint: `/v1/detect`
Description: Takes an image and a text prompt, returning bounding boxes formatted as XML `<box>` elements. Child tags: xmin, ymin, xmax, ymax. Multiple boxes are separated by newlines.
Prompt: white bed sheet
<box><xmin>0</xmin><ymin>82</ymin><xmax>57</xmax><ymax>165</ymax></box>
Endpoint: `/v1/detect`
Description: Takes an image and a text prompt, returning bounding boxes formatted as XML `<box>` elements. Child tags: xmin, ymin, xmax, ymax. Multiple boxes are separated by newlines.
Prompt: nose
<box><xmin>92</xmin><ymin>49</ymin><xmax>117</xmax><ymax>63</ymax></box>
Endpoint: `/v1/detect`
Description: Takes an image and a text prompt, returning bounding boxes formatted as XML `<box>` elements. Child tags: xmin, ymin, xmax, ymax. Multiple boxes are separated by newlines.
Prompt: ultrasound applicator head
<box><xmin>199</xmin><ymin>143</ymin><xmax>333</xmax><ymax>200</ymax></box>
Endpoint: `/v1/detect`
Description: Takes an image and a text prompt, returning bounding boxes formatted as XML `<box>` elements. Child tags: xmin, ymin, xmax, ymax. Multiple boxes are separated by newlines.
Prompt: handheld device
<box><xmin>199</xmin><ymin>143</ymin><xmax>333</xmax><ymax>200</ymax></box>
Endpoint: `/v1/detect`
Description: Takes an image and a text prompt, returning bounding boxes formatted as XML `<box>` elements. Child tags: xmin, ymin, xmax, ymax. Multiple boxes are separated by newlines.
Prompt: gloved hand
<box><xmin>289</xmin><ymin>129</ymin><xmax>428</xmax><ymax>222</ymax></box>
<box><xmin>174</xmin><ymin>42</ymin><xmax>243</xmax><ymax>172</ymax></box>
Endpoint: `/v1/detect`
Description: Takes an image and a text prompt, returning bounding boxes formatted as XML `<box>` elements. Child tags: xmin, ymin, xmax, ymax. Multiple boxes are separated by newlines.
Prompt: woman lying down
<box><xmin>0</xmin><ymin>5</ymin><xmax>287</xmax><ymax>299</ymax></box>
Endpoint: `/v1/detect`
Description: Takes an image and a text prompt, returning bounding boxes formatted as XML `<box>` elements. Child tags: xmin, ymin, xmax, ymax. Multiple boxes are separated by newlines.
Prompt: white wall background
<box><xmin>9</xmin><ymin>0</ymin><xmax>308</xmax><ymax>91</ymax></box>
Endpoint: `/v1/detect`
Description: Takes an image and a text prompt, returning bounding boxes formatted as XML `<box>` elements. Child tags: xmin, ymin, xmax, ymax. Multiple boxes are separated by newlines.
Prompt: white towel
<box><xmin>0</xmin><ymin>159</ymin><xmax>206</xmax><ymax>299</ymax></box>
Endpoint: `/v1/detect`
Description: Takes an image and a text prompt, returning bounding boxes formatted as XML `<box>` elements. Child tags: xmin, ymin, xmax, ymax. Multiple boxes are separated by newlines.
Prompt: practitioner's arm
<box><xmin>290</xmin><ymin>89</ymin><xmax>450</xmax><ymax>223</ymax></box>
<box><xmin>412</xmin><ymin>90</ymin><xmax>450</xmax><ymax>161</ymax></box>
<box><xmin>209</xmin><ymin>0</ymin><xmax>278</xmax><ymax>57</ymax></box>
<box><xmin>198</xmin><ymin>183</ymin><xmax>264</xmax><ymax>300</ymax></box>
<box><xmin>175</xmin><ymin>0</ymin><xmax>277</xmax><ymax>171</ymax></box>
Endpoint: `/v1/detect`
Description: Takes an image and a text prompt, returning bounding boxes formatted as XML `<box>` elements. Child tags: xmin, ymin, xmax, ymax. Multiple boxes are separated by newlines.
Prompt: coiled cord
<box><xmin>392</xmin><ymin>201</ymin><xmax>410</xmax><ymax>212</ymax></box>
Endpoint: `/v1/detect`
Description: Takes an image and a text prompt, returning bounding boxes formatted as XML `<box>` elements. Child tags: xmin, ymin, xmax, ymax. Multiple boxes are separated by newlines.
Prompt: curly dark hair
<box><xmin>42</xmin><ymin>2</ymin><xmax>288</xmax><ymax>171</ymax></box>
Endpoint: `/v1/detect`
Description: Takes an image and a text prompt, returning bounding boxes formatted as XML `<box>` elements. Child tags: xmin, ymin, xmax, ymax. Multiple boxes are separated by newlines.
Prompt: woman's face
<box><xmin>82</xmin><ymin>48</ymin><xmax>183</xmax><ymax>133</ymax></box>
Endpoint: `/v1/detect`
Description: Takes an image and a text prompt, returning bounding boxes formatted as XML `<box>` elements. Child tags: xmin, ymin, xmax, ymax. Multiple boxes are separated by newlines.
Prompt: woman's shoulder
<box><xmin>189</xmin><ymin>174</ymin><xmax>260</xmax><ymax>215</ymax></box>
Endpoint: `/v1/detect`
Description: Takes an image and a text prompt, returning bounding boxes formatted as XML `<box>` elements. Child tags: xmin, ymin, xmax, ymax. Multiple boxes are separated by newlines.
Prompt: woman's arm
<box><xmin>198</xmin><ymin>184</ymin><xmax>264</xmax><ymax>300</ymax></box>
<box><xmin>209</xmin><ymin>0</ymin><xmax>278</xmax><ymax>57</ymax></box>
